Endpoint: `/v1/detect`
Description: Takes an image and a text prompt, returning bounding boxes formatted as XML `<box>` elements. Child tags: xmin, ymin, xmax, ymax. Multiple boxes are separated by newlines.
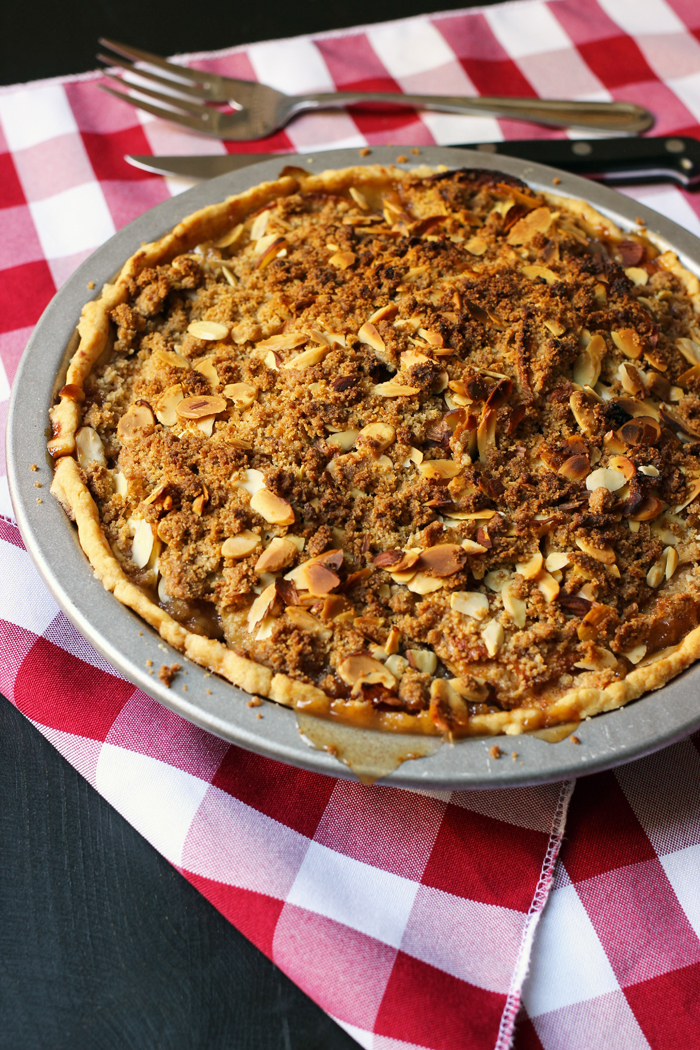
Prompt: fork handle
<box><xmin>294</xmin><ymin>93</ymin><xmax>653</xmax><ymax>134</ymax></box>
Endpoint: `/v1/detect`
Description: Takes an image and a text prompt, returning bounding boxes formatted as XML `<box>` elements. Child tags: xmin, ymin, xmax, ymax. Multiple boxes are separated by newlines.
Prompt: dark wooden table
<box><xmin>0</xmin><ymin>1</ymin><xmax>502</xmax><ymax>1046</ymax></box>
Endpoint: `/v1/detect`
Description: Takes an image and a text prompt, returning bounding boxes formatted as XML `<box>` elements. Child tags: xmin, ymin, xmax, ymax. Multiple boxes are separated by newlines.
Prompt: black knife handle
<box><xmin>460</xmin><ymin>135</ymin><xmax>700</xmax><ymax>188</ymax></box>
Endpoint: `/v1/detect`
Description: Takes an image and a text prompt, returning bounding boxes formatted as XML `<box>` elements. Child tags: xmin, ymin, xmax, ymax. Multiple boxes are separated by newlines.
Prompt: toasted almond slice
<box><xmin>449</xmin><ymin>677</ymin><xmax>490</xmax><ymax>702</ymax></box>
<box><xmin>236</xmin><ymin>469</ymin><xmax>265</xmax><ymax>496</ymax></box>
<box><xmin>384</xmin><ymin>654</ymin><xmax>408</xmax><ymax>678</ymax></box>
<box><xmin>373</xmin><ymin>381</ymin><xmax>420</xmax><ymax>396</ymax></box>
<box><xmin>406</xmin><ymin>649</ymin><xmax>438</xmax><ymax>675</ymax></box>
<box><xmin>369</xmin><ymin>303</ymin><xmax>398</xmax><ymax>324</ymax></box>
<box><xmin>130</xmin><ymin>519</ymin><xmax>154</xmax><ymax>568</ymax></box>
<box><xmin>676</xmin><ymin>336</ymin><xmax>700</xmax><ymax>366</ymax></box>
<box><xmin>477</xmin><ymin>407</ymin><xmax>497</xmax><ymax>459</ymax></box>
<box><xmin>358</xmin><ymin>422</ymin><xmax>395</xmax><ymax>451</ymax></box>
<box><xmin>358</xmin><ymin>321</ymin><xmax>386</xmax><ymax>355</ymax></box>
<box><xmin>419</xmin><ymin>544</ymin><xmax>467</xmax><ymax>577</ymax></box>
<box><xmin>586</xmin><ymin>466</ymin><xmax>627</xmax><ymax>492</ymax></box>
<box><xmin>187</xmin><ymin>320</ymin><xmax>228</xmax><ymax>341</ymax></box>
<box><xmin>195</xmin><ymin>415</ymin><xmax>216</xmax><ymax>437</ymax></box>
<box><xmin>418</xmin><ymin>460</ymin><xmax>462</xmax><ymax>480</ymax></box>
<box><xmin>558</xmin><ymin>454</ymin><xmax>590</xmax><ymax>481</ymax></box>
<box><xmin>216</xmin><ymin>222</ymin><xmax>244</xmax><ymax>249</ymax></box>
<box><xmin>612</xmin><ymin>328</ymin><xmax>643</xmax><ymax>359</ymax></box>
<box><xmin>407</xmin><ymin>572</ymin><xmax>444</xmax><ymax>594</ymax></box>
<box><xmin>285</xmin><ymin>607</ymin><xmax>333</xmax><ymax>640</ymax></box>
<box><xmin>247</xmin><ymin>583</ymin><xmax>277</xmax><ymax>630</ymax></box>
<box><xmin>418</xmin><ymin>328</ymin><xmax>444</xmax><ymax>347</ymax></box>
<box><xmin>75</xmin><ymin>426</ymin><xmax>106</xmax><ymax>468</ymax></box>
<box><xmin>349</xmin><ymin>186</ymin><xmax>370</xmax><ymax>209</ymax></box>
<box><xmin>484</xmin><ymin>569</ymin><xmax>511</xmax><ymax>593</ymax></box>
<box><xmin>522</xmin><ymin>263</ymin><xmax>558</xmax><ymax>284</ymax></box>
<box><xmin>384</xmin><ymin>626</ymin><xmax>401</xmax><ymax>656</ymax></box>
<box><xmin>329</xmin><ymin>251</ymin><xmax>356</xmax><ymax>270</ymax></box>
<box><xmin>545</xmin><ymin>552</ymin><xmax>570</xmax><ymax>572</ymax></box>
<box><xmin>481</xmin><ymin>618</ymin><xmax>505</xmax><ymax>656</ymax></box>
<box><xmin>502</xmin><ymin>581</ymin><xmax>527</xmax><ymax>628</ymax></box>
<box><xmin>674</xmin><ymin>478</ymin><xmax>700</xmax><ymax>513</ymax></box>
<box><xmin>462</xmin><ymin>539</ymin><xmax>488</xmax><ymax>555</ymax></box>
<box><xmin>282</xmin><ymin>345</ymin><xmax>329</xmax><ymax>371</ymax></box>
<box><xmin>257</xmin><ymin>332</ymin><xmax>308</xmax><ymax>353</ymax></box>
<box><xmin>625</xmin><ymin>266</ymin><xmax>648</xmax><ymax>286</ymax></box>
<box><xmin>195</xmin><ymin>358</ymin><xmax>219</xmax><ymax>387</ymax></box>
<box><xmin>624</xmin><ymin>643</ymin><xmax>647</xmax><ymax>665</ymax></box>
<box><xmin>250</xmin><ymin>488</ymin><xmax>295</xmax><ymax>525</ymax></box>
<box><xmin>619</xmin><ymin>362</ymin><xmax>644</xmax><ymax>396</ymax></box>
<box><xmin>573</xmin><ymin>347</ymin><xmax>602</xmax><ymax>388</ymax></box>
<box><xmin>451</xmin><ymin>591</ymin><xmax>489</xmax><ymax>619</ymax></box>
<box><xmin>545</xmin><ymin>319</ymin><xmax>566</xmax><ymax>337</ymax></box>
<box><xmin>515</xmin><ymin>551</ymin><xmax>544</xmax><ymax>579</ymax></box>
<box><xmin>113</xmin><ymin>472</ymin><xmax>128</xmax><ymax>496</ymax></box>
<box><xmin>223</xmin><ymin>382</ymin><xmax>257</xmax><ymax>409</ymax></box>
<box><xmin>117</xmin><ymin>402</ymin><xmax>155</xmax><ymax>442</ymax></box>
<box><xmin>254</xmin><ymin>537</ymin><xmax>298</xmax><ymax>574</ymax></box>
<box><xmin>574</xmin><ymin>645</ymin><xmax>618</xmax><ymax>670</ymax></box>
<box><xmin>665</xmin><ymin>545</ymin><xmax>679</xmax><ymax>580</ymax></box>
<box><xmin>536</xmin><ymin>570</ymin><xmax>560</xmax><ymax>603</ymax></box>
<box><xmin>576</xmin><ymin>537</ymin><xmax>616</xmax><ymax>564</ymax></box>
<box><xmin>629</xmin><ymin>496</ymin><xmax>663</xmax><ymax>521</ymax></box>
<box><xmin>569</xmin><ymin>390</ymin><xmax>598</xmax><ymax>437</ymax></box>
<box><xmin>339</xmin><ymin>654</ymin><xmax>396</xmax><ymax>696</ymax></box>
<box><xmin>250</xmin><ymin>210</ymin><xmax>270</xmax><ymax>240</ymax></box>
<box><xmin>153</xmin><ymin>347</ymin><xmax>190</xmax><ymax>371</ymax></box>
<box><xmin>400</xmin><ymin>349</ymin><xmax>430</xmax><ymax>370</ymax></box>
<box><xmin>508</xmin><ymin>207</ymin><xmax>553</xmax><ymax>245</ymax></box>
<box><xmin>465</xmin><ymin>235</ymin><xmax>488</xmax><ymax>256</ymax></box>
<box><xmin>677</xmin><ymin>363</ymin><xmax>700</xmax><ymax>387</ymax></box>
<box><xmin>155</xmin><ymin>383</ymin><xmax>184</xmax><ymax>426</ymax></box>
<box><xmin>222</xmin><ymin>531</ymin><xmax>261</xmax><ymax>559</ymax></box>
<box><xmin>176</xmin><ymin>395</ymin><xmax>227</xmax><ymax>420</ymax></box>
<box><xmin>608</xmin><ymin>455</ymin><xmax>635</xmax><ymax>481</ymax></box>
<box><xmin>327</xmin><ymin>428</ymin><xmax>359</xmax><ymax>451</ymax></box>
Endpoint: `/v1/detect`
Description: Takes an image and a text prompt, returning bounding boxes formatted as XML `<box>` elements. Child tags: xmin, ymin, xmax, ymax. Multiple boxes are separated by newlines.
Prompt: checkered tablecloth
<box><xmin>3</xmin><ymin>1</ymin><xmax>700</xmax><ymax>1047</ymax></box>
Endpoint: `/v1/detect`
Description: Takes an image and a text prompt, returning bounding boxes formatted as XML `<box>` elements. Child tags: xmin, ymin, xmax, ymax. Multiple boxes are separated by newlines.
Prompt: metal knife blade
<box><xmin>126</xmin><ymin>136</ymin><xmax>700</xmax><ymax>187</ymax></box>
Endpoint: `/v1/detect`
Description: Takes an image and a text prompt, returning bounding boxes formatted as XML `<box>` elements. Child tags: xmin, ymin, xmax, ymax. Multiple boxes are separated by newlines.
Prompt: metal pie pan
<box><xmin>8</xmin><ymin>145</ymin><xmax>700</xmax><ymax>789</ymax></box>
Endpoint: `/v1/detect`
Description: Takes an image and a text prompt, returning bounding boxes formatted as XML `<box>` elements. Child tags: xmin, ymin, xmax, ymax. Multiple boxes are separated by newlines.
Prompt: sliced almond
<box><xmin>502</xmin><ymin>581</ymin><xmax>527</xmax><ymax>628</ymax></box>
<box><xmin>222</xmin><ymin>531</ymin><xmax>261</xmax><ymax>559</ymax></box>
<box><xmin>195</xmin><ymin>416</ymin><xmax>216</xmax><ymax>437</ymax></box>
<box><xmin>400</xmin><ymin>349</ymin><xmax>430</xmax><ymax>370</ymax></box>
<box><xmin>250</xmin><ymin>210</ymin><xmax>271</xmax><ymax>240</ymax></box>
<box><xmin>358</xmin><ymin>321</ymin><xmax>386</xmax><ymax>355</ymax></box>
<box><xmin>451</xmin><ymin>591</ymin><xmax>489</xmax><ymax>619</ymax></box>
<box><xmin>674</xmin><ymin>478</ymin><xmax>700</xmax><ymax>513</ymax></box>
<box><xmin>282</xmin><ymin>345</ymin><xmax>329</xmax><ymax>371</ymax></box>
<box><xmin>254</xmin><ymin>537</ymin><xmax>298</xmax><ymax>574</ymax></box>
<box><xmin>75</xmin><ymin>426</ymin><xmax>106</xmax><ymax>468</ymax></box>
<box><xmin>462</xmin><ymin>538</ymin><xmax>488</xmax><ymax>555</ymax></box>
<box><xmin>676</xmin><ymin>363</ymin><xmax>700</xmax><ymax>388</ymax></box>
<box><xmin>130</xmin><ymin>519</ymin><xmax>154</xmax><ymax>569</ymax></box>
<box><xmin>536</xmin><ymin>571</ymin><xmax>560</xmax><ymax>603</ymax></box>
<box><xmin>665</xmin><ymin>545</ymin><xmax>679</xmax><ymax>580</ymax></box>
<box><xmin>484</xmin><ymin>569</ymin><xmax>511</xmax><ymax>593</ymax></box>
<box><xmin>558</xmin><ymin>454</ymin><xmax>590</xmax><ymax>481</ymax></box>
<box><xmin>406</xmin><ymin>649</ymin><xmax>438</xmax><ymax>675</ymax></box>
<box><xmin>508</xmin><ymin>207</ymin><xmax>553</xmax><ymax>245</ymax></box>
<box><xmin>195</xmin><ymin>358</ymin><xmax>219</xmax><ymax>387</ymax></box>
<box><xmin>573</xmin><ymin>346</ymin><xmax>602</xmax><ymax>388</ymax></box>
<box><xmin>236</xmin><ymin>469</ymin><xmax>265</xmax><ymax>496</ymax></box>
<box><xmin>153</xmin><ymin>347</ymin><xmax>190</xmax><ymax>371</ymax></box>
<box><xmin>358</xmin><ymin>422</ymin><xmax>395</xmax><ymax>452</ymax></box>
<box><xmin>676</xmin><ymin>336</ymin><xmax>700</xmax><ymax>366</ymax></box>
<box><xmin>114</xmin><ymin>472</ymin><xmax>128</xmax><ymax>496</ymax></box>
<box><xmin>247</xmin><ymin>583</ymin><xmax>277</xmax><ymax>631</ymax></box>
<box><xmin>265</xmin><ymin>350</ymin><xmax>281</xmax><ymax>371</ymax></box>
<box><xmin>576</xmin><ymin>537</ymin><xmax>616</xmax><ymax>564</ymax></box>
<box><xmin>216</xmin><ymin>222</ymin><xmax>244</xmax><ymax>249</ymax></box>
<box><xmin>373</xmin><ymin>380</ymin><xmax>420</xmax><ymax>397</ymax></box>
<box><xmin>117</xmin><ymin>402</ymin><xmax>155</xmax><ymax>442</ymax></box>
<box><xmin>155</xmin><ymin>383</ymin><xmax>184</xmax><ymax>426</ymax></box>
<box><xmin>477</xmin><ymin>407</ymin><xmax>497</xmax><ymax>459</ymax></box>
<box><xmin>418</xmin><ymin>460</ymin><xmax>462</xmax><ymax>480</ymax></box>
<box><xmin>545</xmin><ymin>319</ymin><xmax>566</xmax><ymax>337</ymax></box>
<box><xmin>586</xmin><ymin>466</ymin><xmax>627</xmax><ymax>492</ymax></box>
<box><xmin>625</xmin><ymin>266</ymin><xmax>648</xmax><ymax>286</ymax></box>
<box><xmin>338</xmin><ymin>654</ymin><xmax>396</xmax><ymax>696</ymax></box>
<box><xmin>629</xmin><ymin>496</ymin><xmax>663</xmax><ymax>521</ymax></box>
<box><xmin>624</xmin><ymin>643</ymin><xmax>647</xmax><ymax>665</ymax></box>
<box><xmin>481</xmin><ymin>619</ymin><xmax>505</xmax><ymax>657</ymax></box>
<box><xmin>407</xmin><ymin>572</ymin><xmax>444</xmax><ymax>594</ymax></box>
<box><xmin>522</xmin><ymin>264</ymin><xmax>558</xmax><ymax>284</ymax></box>
<box><xmin>187</xmin><ymin>320</ymin><xmax>228</xmax><ymax>341</ymax></box>
<box><xmin>611</xmin><ymin>328</ymin><xmax>643</xmax><ymax>360</ymax></box>
<box><xmin>465</xmin><ymin>235</ymin><xmax>488</xmax><ymax>255</ymax></box>
<box><xmin>176</xmin><ymin>395</ymin><xmax>227</xmax><ymax>420</ymax></box>
<box><xmin>418</xmin><ymin>544</ymin><xmax>467</xmax><ymax>577</ymax></box>
<box><xmin>223</xmin><ymin>382</ymin><xmax>257</xmax><ymax>409</ymax></box>
<box><xmin>369</xmin><ymin>303</ymin><xmax>398</xmax><ymax>324</ymax></box>
<box><xmin>569</xmin><ymin>390</ymin><xmax>598</xmax><ymax>437</ymax></box>
<box><xmin>545</xmin><ymin>552</ymin><xmax>570</xmax><ymax>572</ymax></box>
<box><xmin>327</xmin><ymin>428</ymin><xmax>359</xmax><ymax>451</ymax></box>
<box><xmin>256</xmin><ymin>236</ymin><xmax>287</xmax><ymax>269</ymax></box>
<box><xmin>574</xmin><ymin>646</ymin><xmax>618</xmax><ymax>671</ymax></box>
<box><xmin>250</xmin><ymin>488</ymin><xmax>295</xmax><ymax>526</ymax></box>
<box><xmin>619</xmin><ymin>362</ymin><xmax>644</xmax><ymax>396</ymax></box>
<box><xmin>384</xmin><ymin>654</ymin><xmax>408</xmax><ymax>678</ymax></box>
<box><xmin>515</xmin><ymin>551</ymin><xmax>543</xmax><ymax>579</ymax></box>
<box><xmin>608</xmin><ymin>456</ymin><xmax>635</xmax><ymax>481</ymax></box>
<box><xmin>418</xmin><ymin>328</ymin><xmax>444</xmax><ymax>347</ymax></box>
<box><xmin>256</xmin><ymin>332</ymin><xmax>308</xmax><ymax>353</ymax></box>
<box><xmin>329</xmin><ymin>251</ymin><xmax>356</xmax><ymax>270</ymax></box>
<box><xmin>349</xmin><ymin>186</ymin><xmax>370</xmax><ymax>210</ymax></box>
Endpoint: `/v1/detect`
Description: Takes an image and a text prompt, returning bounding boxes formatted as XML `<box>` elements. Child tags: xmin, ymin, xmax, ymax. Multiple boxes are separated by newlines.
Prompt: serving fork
<box><xmin>97</xmin><ymin>39</ymin><xmax>653</xmax><ymax>141</ymax></box>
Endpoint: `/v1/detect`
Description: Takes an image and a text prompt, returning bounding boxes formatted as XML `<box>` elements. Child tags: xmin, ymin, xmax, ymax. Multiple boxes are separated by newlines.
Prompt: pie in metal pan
<box><xmin>10</xmin><ymin>147</ymin><xmax>700</xmax><ymax>787</ymax></box>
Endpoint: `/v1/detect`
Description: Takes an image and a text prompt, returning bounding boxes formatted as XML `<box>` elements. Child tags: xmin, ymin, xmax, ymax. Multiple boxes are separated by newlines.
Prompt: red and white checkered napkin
<box><xmin>3</xmin><ymin>1</ymin><xmax>700</xmax><ymax>1046</ymax></box>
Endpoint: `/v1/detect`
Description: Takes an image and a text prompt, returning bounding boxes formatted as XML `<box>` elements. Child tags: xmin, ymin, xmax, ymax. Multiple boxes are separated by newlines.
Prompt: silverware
<box><xmin>125</xmin><ymin>135</ymin><xmax>700</xmax><ymax>187</ymax></box>
<box><xmin>98</xmin><ymin>38</ymin><xmax>653</xmax><ymax>140</ymax></box>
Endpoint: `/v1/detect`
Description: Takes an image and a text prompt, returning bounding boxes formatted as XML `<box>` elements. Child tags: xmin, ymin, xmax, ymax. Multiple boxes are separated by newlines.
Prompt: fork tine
<box><xmin>101</xmin><ymin>73</ymin><xmax>215</xmax><ymax>117</ymax></box>
<box><xmin>98</xmin><ymin>85</ymin><xmax>211</xmax><ymax>135</ymax></box>
<box><xmin>99</xmin><ymin>38</ymin><xmax>211</xmax><ymax>87</ymax></box>
<box><xmin>97</xmin><ymin>54</ymin><xmax>212</xmax><ymax>100</ymax></box>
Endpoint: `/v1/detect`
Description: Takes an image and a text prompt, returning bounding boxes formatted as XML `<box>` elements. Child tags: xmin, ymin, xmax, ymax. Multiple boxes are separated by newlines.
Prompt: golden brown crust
<box><xmin>49</xmin><ymin>163</ymin><xmax>700</xmax><ymax>738</ymax></box>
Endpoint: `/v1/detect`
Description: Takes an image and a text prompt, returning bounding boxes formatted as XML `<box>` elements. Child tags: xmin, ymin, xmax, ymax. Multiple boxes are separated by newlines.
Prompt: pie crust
<box><xmin>49</xmin><ymin>163</ymin><xmax>700</xmax><ymax>739</ymax></box>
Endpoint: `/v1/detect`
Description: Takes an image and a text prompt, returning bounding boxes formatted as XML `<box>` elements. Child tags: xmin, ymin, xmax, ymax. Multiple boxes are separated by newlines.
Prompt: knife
<box><xmin>126</xmin><ymin>135</ymin><xmax>700</xmax><ymax>187</ymax></box>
